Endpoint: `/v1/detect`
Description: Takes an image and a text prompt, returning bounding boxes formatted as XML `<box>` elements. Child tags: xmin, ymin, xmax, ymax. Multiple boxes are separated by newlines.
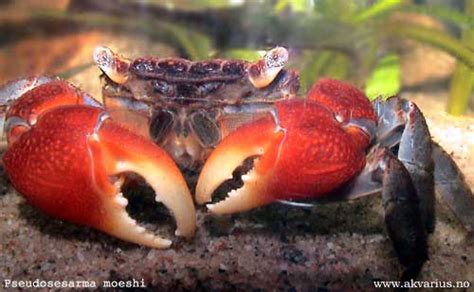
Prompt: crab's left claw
<box><xmin>196</xmin><ymin>98</ymin><xmax>371</xmax><ymax>215</ymax></box>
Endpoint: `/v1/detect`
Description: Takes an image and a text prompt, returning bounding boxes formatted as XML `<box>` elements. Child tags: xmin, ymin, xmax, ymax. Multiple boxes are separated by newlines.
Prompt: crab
<box><xmin>1</xmin><ymin>47</ymin><xmax>473</xmax><ymax>281</ymax></box>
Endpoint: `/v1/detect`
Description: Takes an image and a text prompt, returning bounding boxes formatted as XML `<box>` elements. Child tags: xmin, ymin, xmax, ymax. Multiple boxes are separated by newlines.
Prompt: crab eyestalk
<box><xmin>2</xmin><ymin>79</ymin><xmax>196</xmax><ymax>248</ymax></box>
<box><xmin>93</xmin><ymin>46</ymin><xmax>131</xmax><ymax>84</ymax></box>
<box><xmin>248</xmin><ymin>47</ymin><xmax>289</xmax><ymax>89</ymax></box>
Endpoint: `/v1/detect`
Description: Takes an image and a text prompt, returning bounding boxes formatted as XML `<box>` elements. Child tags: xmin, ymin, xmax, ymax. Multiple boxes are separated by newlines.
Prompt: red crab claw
<box><xmin>196</xmin><ymin>79</ymin><xmax>377</xmax><ymax>215</ymax></box>
<box><xmin>2</xmin><ymin>80</ymin><xmax>195</xmax><ymax>248</ymax></box>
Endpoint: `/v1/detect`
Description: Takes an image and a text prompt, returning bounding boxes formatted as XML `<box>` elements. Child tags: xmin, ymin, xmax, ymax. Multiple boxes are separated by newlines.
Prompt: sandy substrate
<box><xmin>0</xmin><ymin>91</ymin><xmax>473</xmax><ymax>291</ymax></box>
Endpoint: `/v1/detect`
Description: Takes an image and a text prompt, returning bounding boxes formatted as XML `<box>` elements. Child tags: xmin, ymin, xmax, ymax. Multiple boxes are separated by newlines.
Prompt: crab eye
<box><xmin>189</xmin><ymin>111</ymin><xmax>221</xmax><ymax>147</ymax></box>
<box><xmin>248</xmin><ymin>47</ymin><xmax>289</xmax><ymax>89</ymax></box>
<box><xmin>401</xmin><ymin>100</ymin><xmax>414</xmax><ymax>112</ymax></box>
<box><xmin>149</xmin><ymin>109</ymin><xmax>176</xmax><ymax>143</ymax></box>
<box><xmin>93</xmin><ymin>46</ymin><xmax>130</xmax><ymax>84</ymax></box>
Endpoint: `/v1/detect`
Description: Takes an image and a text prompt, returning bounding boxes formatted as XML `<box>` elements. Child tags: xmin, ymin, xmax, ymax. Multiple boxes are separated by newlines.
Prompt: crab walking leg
<box><xmin>432</xmin><ymin>142</ymin><xmax>474</xmax><ymax>233</ymax></box>
<box><xmin>369</xmin><ymin>148</ymin><xmax>428</xmax><ymax>281</ymax></box>
<box><xmin>3</xmin><ymin>81</ymin><xmax>195</xmax><ymax>248</ymax></box>
<box><xmin>312</xmin><ymin>147</ymin><xmax>428</xmax><ymax>280</ymax></box>
<box><xmin>375</xmin><ymin>97</ymin><xmax>436</xmax><ymax>234</ymax></box>
<box><xmin>396</xmin><ymin>99</ymin><xmax>436</xmax><ymax>234</ymax></box>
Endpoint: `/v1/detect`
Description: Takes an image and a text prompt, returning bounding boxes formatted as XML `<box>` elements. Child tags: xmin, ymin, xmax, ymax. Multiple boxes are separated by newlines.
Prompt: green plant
<box><xmin>275</xmin><ymin>0</ymin><xmax>474</xmax><ymax>112</ymax></box>
<box><xmin>447</xmin><ymin>0</ymin><xmax>474</xmax><ymax>116</ymax></box>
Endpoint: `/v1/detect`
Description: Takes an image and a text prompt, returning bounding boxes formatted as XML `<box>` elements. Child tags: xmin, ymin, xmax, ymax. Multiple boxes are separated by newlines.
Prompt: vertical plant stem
<box><xmin>447</xmin><ymin>0</ymin><xmax>474</xmax><ymax>115</ymax></box>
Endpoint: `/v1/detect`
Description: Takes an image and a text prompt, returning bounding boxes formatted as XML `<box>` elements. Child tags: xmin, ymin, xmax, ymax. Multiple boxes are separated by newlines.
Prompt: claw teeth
<box><xmin>241</xmin><ymin>173</ymin><xmax>253</xmax><ymax>182</ymax></box>
<box><xmin>229</xmin><ymin>189</ymin><xmax>238</xmax><ymax>197</ymax></box>
<box><xmin>204</xmin><ymin>168</ymin><xmax>274</xmax><ymax>215</ymax></box>
<box><xmin>99</xmin><ymin>194</ymin><xmax>175</xmax><ymax>249</ymax></box>
<box><xmin>206</xmin><ymin>203</ymin><xmax>216</xmax><ymax>210</ymax></box>
<box><xmin>115</xmin><ymin>193</ymin><xmax>128</xmax><ymax>207</ymax></box>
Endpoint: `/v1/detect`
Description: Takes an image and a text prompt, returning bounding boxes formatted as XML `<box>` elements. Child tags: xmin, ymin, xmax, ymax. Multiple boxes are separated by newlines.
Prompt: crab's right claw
<box><xmin>3</xmin><ymin>80</ymin><xmax>195</xmax><ymax>248</ymax></box>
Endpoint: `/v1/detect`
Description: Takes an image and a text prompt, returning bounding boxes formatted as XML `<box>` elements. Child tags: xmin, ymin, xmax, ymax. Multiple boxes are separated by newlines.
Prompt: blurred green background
<box><xmin>0</xmin><ymin>0</ymin><xmax>473</xmax><ymax>115</ymax></box>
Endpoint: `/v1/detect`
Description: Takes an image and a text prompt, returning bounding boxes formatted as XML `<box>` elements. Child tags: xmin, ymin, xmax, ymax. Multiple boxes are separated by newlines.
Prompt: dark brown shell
<box><xmin>130</xmin><ymin>58</ymin><xmax>247</xmax><ymax>83</ymax></box>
